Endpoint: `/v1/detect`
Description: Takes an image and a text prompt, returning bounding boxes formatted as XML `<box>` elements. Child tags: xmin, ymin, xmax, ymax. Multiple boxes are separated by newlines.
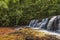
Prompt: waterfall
<box><xmin>28</xmin><ymin>15</ymin><xmax>60</xmax><ymax>33</ymax></box>
<box><xmin>37</xmin><ymin>19</ymin><xmax>46</xmax><ymax>27</ymax></box>
<box><xmin>33</xmin><ymin>20</ymin><xmax>38</xmax><ymax>27</ymax></box>
<box><xmin>28</xmin><ymin>20</ymin><xmax>38</xmax><ymax>28</ymax></box>
<box><xmin>56</xmin><ymin>16</ymin><xmax>60</xmax><ymax>33</ymax></box>
<box><xmin>28</xmin><ymin>20</ymin><xmax>36</xmax><ymax>27</ymax></box>
<box><xmin>39</xmin><ymin>18</ymin><xmax>49</xmax><ymax>29</ymax></box>
<box><xmin>47</xmin><ymin>16</ymin><xmax>57</xmax><ymax>31</ymax></box>
<box><xmin>58</xmin><ymin>16</ymin><xmax>60</xmax><ymax>30</ymax></box>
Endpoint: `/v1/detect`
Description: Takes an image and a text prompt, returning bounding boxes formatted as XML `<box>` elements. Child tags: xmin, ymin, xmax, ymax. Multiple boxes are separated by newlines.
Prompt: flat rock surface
<box><xmin>0</xmin><ymin>27</ymin><xmax>60</xmax><ymax>40</ymax></box>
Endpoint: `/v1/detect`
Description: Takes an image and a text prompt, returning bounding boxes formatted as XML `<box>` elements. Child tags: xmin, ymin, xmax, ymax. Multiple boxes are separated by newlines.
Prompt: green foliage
<box><xmin>0</xmin><ymin>0</ymin><xmax>60</xmax><ymax>26</ymax></box>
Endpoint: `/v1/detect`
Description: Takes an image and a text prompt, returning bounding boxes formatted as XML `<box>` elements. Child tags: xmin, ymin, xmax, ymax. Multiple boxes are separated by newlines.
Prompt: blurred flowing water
<box><xmin>15</xmin><ymin>16</ymin><xmax>60</xmax><ymax>36</ymax></box>
<box><xmin>28</xmin><ymin>16</ymin><xmax>60</xmax><ymax>34</ymax></box>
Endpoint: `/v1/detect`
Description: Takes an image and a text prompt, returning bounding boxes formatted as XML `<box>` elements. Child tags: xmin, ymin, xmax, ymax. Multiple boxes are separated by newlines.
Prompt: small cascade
<box><xmin>47</xmin><ymin>16</ymin><xmax>57</xmax><ymax>31</ymax></box>
<box><xmin>36</xmin><ymin>19</ymin><xmax>45</xmax><ymax>27</ymax></box>
<box><xmin>33</xmin><ymin>20</ymin><xmax>38</xmax><ymax>27</ymax></box>
<box><xmin>39</xmin><ymin>18</ymin><xmax>49</xmax><ymax>29</ymax></box>
<box><xmin>28</xmin><ymin>15</ymin><xmax>60</xmax><ymax>33</ymax></box>
<box><xmin>28</xmin><ymin>20</ymin><xmax>38</xmax><ymax>28</ymax></box>
<box><xmin>56</xmin><ymin>16</ymin><xmax>60</xmax><ymax>33</ymax></box>
<box><xmin>58</xmin><ymin>16</ymin><xmax>60</xmax><ymax>30</ymax></box>
<box><xmin>28</xmin><ymin>20</ymin><xmax>35</xmax><ymax>27</ymax></box>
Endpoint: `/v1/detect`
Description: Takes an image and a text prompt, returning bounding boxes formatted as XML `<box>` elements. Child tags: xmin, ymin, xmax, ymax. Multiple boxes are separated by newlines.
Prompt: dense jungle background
<box><xmin>0</xmin><ymin>0</ymin><xmax>60</xmax><ymax>26</ymax></box>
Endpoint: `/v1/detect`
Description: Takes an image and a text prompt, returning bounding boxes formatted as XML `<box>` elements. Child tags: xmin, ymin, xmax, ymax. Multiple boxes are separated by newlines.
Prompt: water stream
<box><xmin>28</xmin><ymin>16</ymin><xmax>60</xmax><ymax>33</ymax></box>
<box><xmin>15</xmin><ymin>16</ymin><xmax>60</xmax><ymax>36</ymax></box>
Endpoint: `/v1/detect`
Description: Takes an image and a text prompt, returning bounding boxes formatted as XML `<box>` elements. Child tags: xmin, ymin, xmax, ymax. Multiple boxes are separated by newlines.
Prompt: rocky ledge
<box><xmin>0</xmin><ymin>27</ymin><xmax>60</xmax><ymax>40</ymax></box>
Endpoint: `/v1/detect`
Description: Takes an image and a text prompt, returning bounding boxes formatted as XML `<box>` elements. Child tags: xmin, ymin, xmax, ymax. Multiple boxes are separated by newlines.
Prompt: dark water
<box><xmin>28</xmin><ymin>16</ymin><xmax>60</xmax><ymax>33</ymax></box>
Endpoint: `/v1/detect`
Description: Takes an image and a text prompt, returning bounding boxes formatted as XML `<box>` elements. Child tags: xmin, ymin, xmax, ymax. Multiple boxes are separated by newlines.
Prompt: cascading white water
<box><xmin>47</xmin><ymin>16</ymin><xmax>57</xmax><ymax>31</ymax></box>
<box><xmin>39</xmin><ymin>18</ymin><xmax>49</xmax><ymax>29</ymax></box>
<box><xmin>28</xmin><ymin>20</ymin><xmax>36</xmax><ymax>27</ymax></box>
<box><xmin>15</xmin><ymin>16</ymin><xmax>60</xmax><ymax>36</ymax></box>
<box><xmin>36</xmin><ymin>19</ymin><xmax>45</xmax><ymax>27</ymax></box>
<box><xmin>56</xmin><ymin>16</ymin><xmax>60</xmax><ymax>33</ymax></box>
<box><xmin>58</xmin><ymin>16</ymin><xmax>60</xmax><ymax>30</ymax></box>
<box><xmin>28</xmin><ymin>20</ymin><xmax>38</xmax><ymax>28</ymax></box>
<box><xmin>33</xmin><ymin>20</ymin><xmax>38</xmax><ymax>27</ymax></box>
<box><xmin>28</xmin><ymin>16</ymin><xmax>60</xmax><ymax>33</ymax></box>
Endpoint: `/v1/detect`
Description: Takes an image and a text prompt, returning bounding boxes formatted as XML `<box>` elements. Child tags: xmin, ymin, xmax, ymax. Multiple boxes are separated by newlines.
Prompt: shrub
<box><xmin>0</xmin><ymin>0</ymin><xmax>60</xmax><ymax>26</ymax></box>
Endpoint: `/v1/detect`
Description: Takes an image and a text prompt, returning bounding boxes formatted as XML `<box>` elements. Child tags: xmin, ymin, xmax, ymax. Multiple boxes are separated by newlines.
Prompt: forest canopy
<box><xmin>0</xmin><ymin>0</ymin><xmax>60</xmax><ymax>26</ymax></box>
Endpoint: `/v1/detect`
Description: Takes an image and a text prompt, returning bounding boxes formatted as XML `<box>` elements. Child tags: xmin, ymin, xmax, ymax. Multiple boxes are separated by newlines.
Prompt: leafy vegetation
<box><xmin>0</xmin><ymin>0</ymin><xmax>60</xmax><ymax>26</ymax></box>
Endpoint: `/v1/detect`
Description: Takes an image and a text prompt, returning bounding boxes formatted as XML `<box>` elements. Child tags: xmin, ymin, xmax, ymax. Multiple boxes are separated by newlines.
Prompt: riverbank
<box><xmin>0</xmin><ymin>27</ymin><xmax>60</xmax><ymax>40</ymax></box>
